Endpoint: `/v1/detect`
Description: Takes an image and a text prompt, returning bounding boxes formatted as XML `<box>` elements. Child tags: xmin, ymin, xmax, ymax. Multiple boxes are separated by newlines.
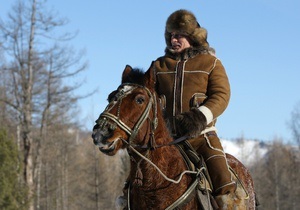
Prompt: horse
<box><xmin>92</xmin><ymin>65</ymin><xmax>257</xmax><ymax>210</ymax></box>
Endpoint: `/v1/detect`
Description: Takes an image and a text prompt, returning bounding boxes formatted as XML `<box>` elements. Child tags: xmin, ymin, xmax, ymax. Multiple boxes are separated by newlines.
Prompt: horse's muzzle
<box><xmin>91</xmin><ymin>118</ymin><xmax>116</xmax><ymax>146</ymax></box>
<box><xmin>91</xmin><ymin>124</ymin><xmax>103</xmax><ymax>146</ymax></box>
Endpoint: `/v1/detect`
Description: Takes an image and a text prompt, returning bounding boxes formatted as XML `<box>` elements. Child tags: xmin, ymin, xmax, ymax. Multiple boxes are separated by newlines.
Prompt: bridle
<box><xmin>96</xmin><ymin>83</ymin><xmax>210</xmax><ymax>209</ymax></box>
<box><xmin>97</xmin><ymin>83</ymin><xmax>158</xmax><ymax>149</ymax></box>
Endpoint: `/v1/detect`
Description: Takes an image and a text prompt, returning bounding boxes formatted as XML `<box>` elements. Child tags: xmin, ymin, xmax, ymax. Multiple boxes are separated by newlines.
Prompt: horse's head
<box><xmin>92</xmin><ymin>65</ymin><xmax>158</xmax><ymax>156</ymax></box>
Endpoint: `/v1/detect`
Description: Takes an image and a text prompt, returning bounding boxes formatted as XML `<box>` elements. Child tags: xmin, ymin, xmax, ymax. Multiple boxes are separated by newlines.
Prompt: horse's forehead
<box><xmin>109</xmin><ymin>85</ymin><xmax>137</xmax><ymax>104</ymax></box>
<box><xmin>120</xmin><ymin>85</ymin><xmax>135</xmax><ymax>93</ymax></box>
<box><xmin>118</xmin><ymin>84</ymin><xmax>146</xmax><ymax>97</ymax></box>
<box><xmin>106</xmin><ymin>85</ymin><xmax>137</xmax><ymax>109</ymax></box>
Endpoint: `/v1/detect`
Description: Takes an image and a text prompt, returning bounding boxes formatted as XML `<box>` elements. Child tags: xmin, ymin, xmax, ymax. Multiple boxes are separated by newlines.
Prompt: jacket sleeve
<box><xmin>200</xmin><ymin>58</ymin><xmax>230</xmax><ymax>124</ymax></box>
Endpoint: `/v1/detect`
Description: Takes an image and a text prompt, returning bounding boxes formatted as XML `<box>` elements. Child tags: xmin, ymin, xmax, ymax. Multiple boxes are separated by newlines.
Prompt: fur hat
<box><xmin>165</xmin><ymin>9</ymin><xmax>209</xmax><ymax>49</ymax></box>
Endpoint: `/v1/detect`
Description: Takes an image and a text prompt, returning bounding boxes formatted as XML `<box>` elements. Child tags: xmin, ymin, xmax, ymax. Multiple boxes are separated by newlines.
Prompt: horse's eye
<box><xmin>136</xmin><ymin>97</ymin><xmax>145</xmax><ymax>104</ymax></box>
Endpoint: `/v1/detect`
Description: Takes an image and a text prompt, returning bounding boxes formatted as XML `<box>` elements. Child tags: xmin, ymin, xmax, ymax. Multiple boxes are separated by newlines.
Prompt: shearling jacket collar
<box><xmin>165</xmin><ymin>46</ymin><xmax>209</xmax><ymax>61</ymax></box>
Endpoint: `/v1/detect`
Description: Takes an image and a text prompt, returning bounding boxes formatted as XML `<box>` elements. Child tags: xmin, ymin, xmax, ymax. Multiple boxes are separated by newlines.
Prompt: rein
<box><xmin>124</xmin><ymin>135</ymin><xmax>190</xmax><ymax>150</ymax></box>
<box><xmin>123</xmin><ymin>139</ymin><xmax>202</xmax><ymax>184</ymax></box>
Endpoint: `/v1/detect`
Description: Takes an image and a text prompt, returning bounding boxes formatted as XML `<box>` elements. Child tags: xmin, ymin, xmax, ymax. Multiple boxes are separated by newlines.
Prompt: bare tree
<box><xmin>251</xmin><ymin>140</ymin><xmax>300</xmax><ymax>210</ymax></box>
<box><xmin>0</xmin><ymin>0</ymin><xmax>87</xmax><ymax>209</ymax></box>
<box><xmin>290</xmin><ymin>101</ymin><xmax>300</xmax><ymax>147</ymax></box>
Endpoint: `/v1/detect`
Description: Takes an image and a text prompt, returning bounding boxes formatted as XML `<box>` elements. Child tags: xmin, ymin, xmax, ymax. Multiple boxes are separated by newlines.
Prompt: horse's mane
<box><xmin>121</xmin><ymin>67</ymin><xmax>145</xmax><ymax>86</ymax></box>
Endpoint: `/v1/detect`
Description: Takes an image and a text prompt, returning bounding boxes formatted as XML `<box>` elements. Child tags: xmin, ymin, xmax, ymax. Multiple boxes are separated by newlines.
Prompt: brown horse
<box><xmin>92</xmin><ymin>65</ymin><xmax>257</xmax><ymax>210</ymax></box>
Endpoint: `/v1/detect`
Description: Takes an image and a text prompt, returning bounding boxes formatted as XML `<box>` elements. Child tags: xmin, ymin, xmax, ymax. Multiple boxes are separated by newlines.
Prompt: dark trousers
<box><xmin>188</xmin><ymin>131</ymin><xmax>236</xmax><ymax>195</ymax></box>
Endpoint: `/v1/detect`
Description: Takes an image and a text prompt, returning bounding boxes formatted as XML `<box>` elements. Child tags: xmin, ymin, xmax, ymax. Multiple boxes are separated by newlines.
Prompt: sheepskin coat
<box><xmin>147</xmin><ymin>47</ymin><xmax>230</xmax><ymax>136</ymax></box>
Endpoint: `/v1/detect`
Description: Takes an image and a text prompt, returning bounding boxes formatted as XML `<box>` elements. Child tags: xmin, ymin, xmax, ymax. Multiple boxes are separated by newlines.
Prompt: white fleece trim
<box><xmin>201</xmin><ymin>126</ymin><xmax>217</xmax><ymax>135</ymax></box>
<box><xmin>198</xmin><ymin>105</ymin><xmax>213</xmax><ymax>124</ymax></box>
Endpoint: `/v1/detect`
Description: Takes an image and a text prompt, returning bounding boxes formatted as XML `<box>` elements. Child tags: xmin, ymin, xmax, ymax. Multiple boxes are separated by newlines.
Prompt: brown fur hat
<box><xmin>165</xmin><ymin>9</ymin><xmax>209</xmax><ymax>49</ymax></box>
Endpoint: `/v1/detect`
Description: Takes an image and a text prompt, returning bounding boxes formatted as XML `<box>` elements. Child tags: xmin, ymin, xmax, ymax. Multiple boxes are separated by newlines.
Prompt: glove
<box><xmin>175</xmin><ymin>107</ymin><xmax>207</xmax><ymax>137</ymax></box>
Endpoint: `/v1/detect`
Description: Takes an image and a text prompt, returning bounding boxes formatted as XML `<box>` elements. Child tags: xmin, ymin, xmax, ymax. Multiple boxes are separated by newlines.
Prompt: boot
<box><xmin>206</xmin><ymin>154</ymin><xmax>236</xmax><ymax>195</ymax></box>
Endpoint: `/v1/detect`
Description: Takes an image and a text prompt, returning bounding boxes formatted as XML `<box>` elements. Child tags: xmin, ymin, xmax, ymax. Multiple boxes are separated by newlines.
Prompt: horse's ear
<box><xmin>144</xmin><ymin>62</ymin><xmax>156</xmax><ymax>89</ymax></box>
<box><xmin>122</xmin><ymin>65</ymin><xmax>133</xmax><ymax>82</ymax></box>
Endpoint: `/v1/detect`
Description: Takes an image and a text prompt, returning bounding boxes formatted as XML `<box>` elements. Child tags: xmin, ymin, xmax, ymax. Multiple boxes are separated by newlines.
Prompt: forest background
<box><xmin>0</xmin><ymin>1</ymin><xmax>299</xmax><ymax>210</ymax></box>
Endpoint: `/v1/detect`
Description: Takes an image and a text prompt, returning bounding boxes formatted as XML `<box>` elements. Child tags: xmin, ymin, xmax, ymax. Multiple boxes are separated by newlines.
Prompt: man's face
<box><xmin>170</xmin><ymin>32</ymin><xmax>191</xmax><ymax>53</ymax></box>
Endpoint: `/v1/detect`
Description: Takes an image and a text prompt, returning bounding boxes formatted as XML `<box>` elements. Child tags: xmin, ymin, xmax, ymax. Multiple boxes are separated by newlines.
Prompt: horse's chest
<box><xmin>130</xmin><ymin>184</ymin><xmax>187</xmax><ymax>209</ymax></box>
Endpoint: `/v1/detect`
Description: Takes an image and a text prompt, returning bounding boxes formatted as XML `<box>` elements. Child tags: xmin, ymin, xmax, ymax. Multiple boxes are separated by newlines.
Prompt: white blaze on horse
<box><xmin>92</xmin><ymin>65</ymin><xmax>258</xmax><ymax>210</ymax></box>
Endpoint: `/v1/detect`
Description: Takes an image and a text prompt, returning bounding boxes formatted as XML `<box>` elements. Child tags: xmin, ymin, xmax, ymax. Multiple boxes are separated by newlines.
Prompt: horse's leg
<box><xmin>116</xmin><ymin>175</ymin><xmax>131</xmax><ymax>210</ymax></box>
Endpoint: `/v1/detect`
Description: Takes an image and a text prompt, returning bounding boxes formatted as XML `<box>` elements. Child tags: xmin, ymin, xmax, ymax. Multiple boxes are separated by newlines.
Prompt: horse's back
<box><xmin>226</xmin><ymin>153</ymin><xmax>256</xmax><ymax>210</ymax></box>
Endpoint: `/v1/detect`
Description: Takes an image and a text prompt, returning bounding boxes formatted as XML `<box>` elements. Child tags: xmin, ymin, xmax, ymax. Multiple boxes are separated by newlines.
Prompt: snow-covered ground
<box><xmin>221</xmin><ymin>139</ymin><xmax>268</xmax><ymax>166</ymax></box>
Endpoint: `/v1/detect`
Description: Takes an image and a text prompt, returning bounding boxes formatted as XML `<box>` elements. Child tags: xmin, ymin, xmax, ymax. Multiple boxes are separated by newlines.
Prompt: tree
<box><xmin>0</xmin><ymin>0</ymin><xmax>87</xmax><ymax>209</ymax></box>
<box><xmin>290</xmin><ymin>101</ymin><xmax>300</xmax><ymax>147</ymax></box>
<box><xmin>0</xmin><ymin>128</ymin><xmax>28</xmax><ymax>210</ymax></box>
<box><xmin>251</xmin><ymin>140</ymin><xmax>300</xmax><ymax>210</ymax></box>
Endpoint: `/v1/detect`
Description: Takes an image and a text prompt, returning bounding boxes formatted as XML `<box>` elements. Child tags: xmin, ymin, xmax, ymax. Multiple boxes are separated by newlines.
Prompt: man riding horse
<box><xmin>146</xmin><ymin>9</ymin><xmax>236</xmax><ymax>206</ymax></box>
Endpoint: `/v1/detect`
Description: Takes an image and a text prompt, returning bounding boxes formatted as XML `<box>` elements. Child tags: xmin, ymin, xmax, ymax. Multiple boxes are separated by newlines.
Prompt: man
<box><xmin>147</xmin><ymin>9</ymin><xmax>236</xmax><ymax>200</ymax></box>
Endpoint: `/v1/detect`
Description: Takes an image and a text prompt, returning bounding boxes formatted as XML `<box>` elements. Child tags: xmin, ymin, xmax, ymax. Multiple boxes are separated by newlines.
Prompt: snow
<box><xmin>221</xmin><ymin>139</ymin><xmax>268</xmax><ymax>166</ymax></box>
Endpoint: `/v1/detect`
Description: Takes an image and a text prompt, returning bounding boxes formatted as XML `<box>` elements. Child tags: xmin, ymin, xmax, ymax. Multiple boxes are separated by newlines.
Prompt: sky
<box><xmin>1</xmin><ymin>0</ymin><xmax>300</xmax><ymax>142</ymax></box>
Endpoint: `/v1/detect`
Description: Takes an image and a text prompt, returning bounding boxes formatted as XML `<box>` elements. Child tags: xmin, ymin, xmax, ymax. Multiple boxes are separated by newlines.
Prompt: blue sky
<box><xmin>1</xmin><ymin>0</ymin><xmax>300</xmax><ymax>142</ymax></box>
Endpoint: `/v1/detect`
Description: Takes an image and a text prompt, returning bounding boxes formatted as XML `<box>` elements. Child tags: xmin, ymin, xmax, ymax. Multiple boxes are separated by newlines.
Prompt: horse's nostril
<box><xmin>91</xmin><ymin>131</ymin><xmax>98</xmax><ymax>142</ymax></box>
<box><xmin>93</xmin><ymin>137</ymin><xmax>99</xmax><ymax>145</ymax></box>
<box><xmin>91</xmin><ymin>119</ymin><xmax>116</xmax><ymax>147</ymax></box>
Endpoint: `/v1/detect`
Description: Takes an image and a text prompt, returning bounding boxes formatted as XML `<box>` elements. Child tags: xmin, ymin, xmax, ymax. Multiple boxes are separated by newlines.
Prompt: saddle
<box><xmin>176</xmin><ymin>140</ymin><xmax>215</xmax><ymax>210</ymax></box>
<box><xmin>176</xmin><ymin>140</ymin><xmax>250</xmax><ymax>210</ymax></box>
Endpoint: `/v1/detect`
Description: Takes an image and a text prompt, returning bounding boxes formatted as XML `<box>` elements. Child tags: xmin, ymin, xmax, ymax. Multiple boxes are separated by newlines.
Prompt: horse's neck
<box><xmin>129</xmin><ymin>112</ymin><xmax>186</xmax><ymax>185</ymax></box>
<box><xmin>129</xmin><ymin>141</ymin><xmax>185</xmax><ymax>187</ymax></box>
<box><xmin>144</xmin><ymin>115</ymin><xmax>184</xmax><ymax>175</ymax></box>
<box><xmin>127</xmin><ymin>117</ymin><xmax>192</xmax><ymax>207</ymax></box>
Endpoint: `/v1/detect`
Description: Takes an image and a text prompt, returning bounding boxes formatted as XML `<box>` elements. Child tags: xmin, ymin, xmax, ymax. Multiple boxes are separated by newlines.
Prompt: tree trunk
<box><xmin>23</xmin><ymin>1</ymin><xmax>36</xmax><ymax>209</ymax></box>
<box><xmin>94</xmin><ymin>148</ymin><xmax>100</xmax><ymax>210</ymax></box>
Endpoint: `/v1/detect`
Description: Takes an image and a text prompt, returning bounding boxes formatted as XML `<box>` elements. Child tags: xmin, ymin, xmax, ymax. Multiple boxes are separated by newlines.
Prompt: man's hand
<box><xmin>175</xmin><ymin>108</ymin><xmax>207</xmax><ymax>137</ymax></box>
